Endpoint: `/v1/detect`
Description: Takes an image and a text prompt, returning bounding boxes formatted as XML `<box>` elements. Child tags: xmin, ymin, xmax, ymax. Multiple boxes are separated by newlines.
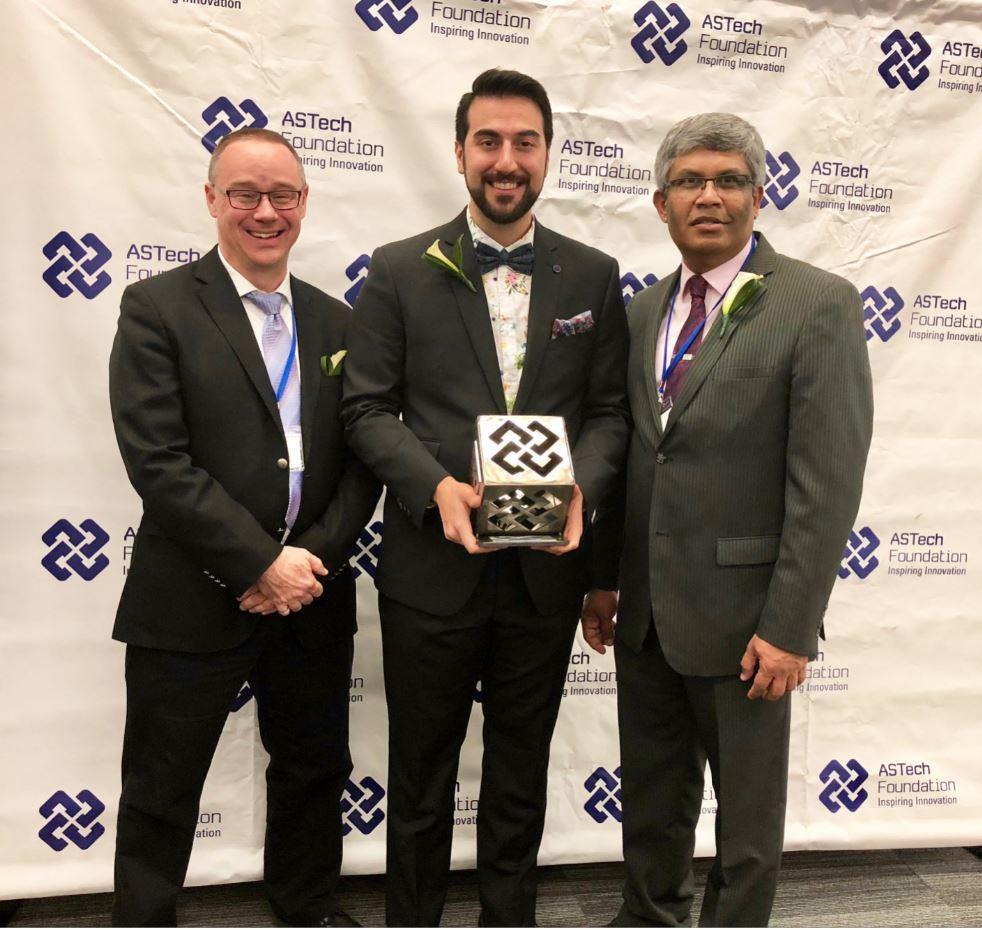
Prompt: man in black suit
<box><xmin>342</xmin><ymin>69</ymin><xmax>630</xmax><ymax>927</ymax></box>
<box><xmin>108</xmin><ymin>127</ymin><xmax>379</xmax><ymax>927</ymax></box>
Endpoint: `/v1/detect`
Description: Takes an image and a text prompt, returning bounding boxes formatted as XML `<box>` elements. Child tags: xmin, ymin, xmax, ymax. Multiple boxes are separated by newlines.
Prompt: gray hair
<box><xmin>207</xmin><ymin>127</ymin><xmax>306</xmax><ymax>187</ymax></box>
<box><xmin>654</xmin><ymin>113</ymin><xmax>765</xmax><ymax>191</ymax></box>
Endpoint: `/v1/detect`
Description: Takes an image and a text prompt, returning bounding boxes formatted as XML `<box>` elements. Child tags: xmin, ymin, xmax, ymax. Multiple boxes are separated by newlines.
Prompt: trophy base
<box><xmin>476</xmin><ymin>534</ymin><xmax>564</xmax><ymax>549</ymax></box>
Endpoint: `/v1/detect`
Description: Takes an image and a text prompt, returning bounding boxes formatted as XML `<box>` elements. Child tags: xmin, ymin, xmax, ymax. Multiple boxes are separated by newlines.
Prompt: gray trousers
<box><xmin>613</xmin><ymin>623</ymin><xmax>791</xmax><ymax>927</ymax></box>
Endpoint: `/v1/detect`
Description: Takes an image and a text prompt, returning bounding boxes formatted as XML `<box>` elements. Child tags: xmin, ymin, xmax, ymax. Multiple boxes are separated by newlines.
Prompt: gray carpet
<box><xmin>6</xmin><ymin>847</ymin><xmax>981</xmax><ymax>927</ymax></box>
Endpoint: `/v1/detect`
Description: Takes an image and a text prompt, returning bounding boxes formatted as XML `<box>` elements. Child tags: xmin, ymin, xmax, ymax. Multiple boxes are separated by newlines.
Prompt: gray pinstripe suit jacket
<box><xmin>611</xmin><ymin>233</ymin><xmax>873</xmax><ymax>676</ymax></box>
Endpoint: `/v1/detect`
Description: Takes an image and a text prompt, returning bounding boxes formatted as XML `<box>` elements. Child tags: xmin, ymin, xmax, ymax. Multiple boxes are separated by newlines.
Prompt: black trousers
<box><xmin>112</xmin><ymin>620</ymin><xmax>353</xmax><ymax>927</ymax></box>
<box><xmin>613</xmin><ymin>624</ymin><xmax>791</xmax><ymax>928</ymax></box>
<box><xmin>379</xmin><ymin>550</ymin><xmax>579</xmax><ymax>927</ymax></box>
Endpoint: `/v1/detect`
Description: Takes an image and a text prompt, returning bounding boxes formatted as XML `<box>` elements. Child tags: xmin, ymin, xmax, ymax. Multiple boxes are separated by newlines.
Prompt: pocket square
<box><xmin>551</xmin><ymin>310</ymin><xmax>594</xmax><ymax>339</ymax></box>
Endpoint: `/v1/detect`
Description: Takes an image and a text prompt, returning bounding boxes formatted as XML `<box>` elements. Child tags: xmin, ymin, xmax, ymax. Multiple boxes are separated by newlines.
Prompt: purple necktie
<box><xmin>663</xmin><ymin>274</ymin><xmax>707</xmax><ymax>406</ymax></box>
<box><xmin>246</xmin><ymin>290</ymin><xmax>302</xmax><ymax>530</ymax></box>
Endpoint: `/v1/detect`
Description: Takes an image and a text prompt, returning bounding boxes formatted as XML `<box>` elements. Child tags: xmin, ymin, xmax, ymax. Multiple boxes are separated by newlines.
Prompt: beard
<box><xmin>467</xmin><ymin>172</ymin><xmax>541</xmax><ymax>226</ymax></box>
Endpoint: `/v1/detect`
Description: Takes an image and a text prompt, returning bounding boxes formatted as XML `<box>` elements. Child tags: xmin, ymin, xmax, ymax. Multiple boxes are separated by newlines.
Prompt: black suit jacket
<box><xmin>341</xmin><ymin>211</ymin><xmax>630</xmax><ymax>617</ymax></box>
<box><xmin>109</xmin><ymin>247</ymin><xmax>380</xmax><ymax>653</ymax></box>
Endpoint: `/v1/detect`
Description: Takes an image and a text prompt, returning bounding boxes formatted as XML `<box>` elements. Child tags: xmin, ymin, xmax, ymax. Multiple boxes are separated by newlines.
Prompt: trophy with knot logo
<box><xmin>471</xmin><ymin>415</ymin><xmax>575</xmax><ymax>547</ymax></box>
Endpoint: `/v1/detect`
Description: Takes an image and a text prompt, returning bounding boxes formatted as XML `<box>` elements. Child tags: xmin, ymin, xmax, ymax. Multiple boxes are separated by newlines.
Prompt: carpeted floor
<box><xmin>5</xmin><ymin>847</ymin><xmax>982</xmax><ymax>927</ymax></box>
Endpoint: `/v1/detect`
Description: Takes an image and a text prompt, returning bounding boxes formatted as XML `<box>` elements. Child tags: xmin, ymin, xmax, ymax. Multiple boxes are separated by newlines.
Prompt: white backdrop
<box><xmin>3</xmin><ymin>0</ymin><xmax>981</xmax><ymax>901</ymax></box>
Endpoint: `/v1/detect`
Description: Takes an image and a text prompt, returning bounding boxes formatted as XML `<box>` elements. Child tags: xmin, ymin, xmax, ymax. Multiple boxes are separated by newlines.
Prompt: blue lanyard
<box><xmin>274</xmin><ymin>305</ymin><xmax>298</xmax><ymax>403</ymax></box>
<box><xmin>659</xmin><ymin>236</ymin><xmax>757</xmax><ymax>393</ymax></box>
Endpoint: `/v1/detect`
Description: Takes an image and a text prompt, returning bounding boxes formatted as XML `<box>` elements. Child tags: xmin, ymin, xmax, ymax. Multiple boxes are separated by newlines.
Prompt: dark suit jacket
<box><xmin>606</xmin><ymin>233</ymin><xmax>873</xmax><ymax>675</ymax></box>
<box><xmin>109</xmin><ymin>246</ymin><xmax>380</xmax><ymax>653</ymax></box>
<box><xmin>341</xmin><ymin>210</ymin><xmax>630</xmax><ymax>617</ymax></box>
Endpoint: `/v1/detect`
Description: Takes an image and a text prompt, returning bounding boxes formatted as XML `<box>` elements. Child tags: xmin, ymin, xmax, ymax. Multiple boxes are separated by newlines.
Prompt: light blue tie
<box><xmin>246</xmin><ymin>290</ymin><xmax>302</xmax><ymax>530</ymax></box>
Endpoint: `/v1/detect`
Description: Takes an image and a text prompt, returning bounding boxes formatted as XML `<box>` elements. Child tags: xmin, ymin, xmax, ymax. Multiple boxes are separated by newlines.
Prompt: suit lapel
<box><xmin>641</xmin><ymin>272</ymin><xmax>678</xmax><ymax>442</ymax></box>
<box><xmin>441</xmin><ymin>213</ymin><xmax>507</xmax><ymax>414</ymax></box>
<box><xmin>196</xmin><ymin>248</ymin><xmax>282</xmax><ymax>428</ymax></box>
<box><xmin>662</xmin><ymin>233</ymin><xmax>777</xmax><ymax>438</ymax></box>
<box><xmin>292</xmin><ymin>277</ymin><xmax>322</xmax><ymax>455</ymax></box>
<box><xmin>512</xmin><ymin>224</ymin><xmax>560</xmax><ymax>414</ymax></box>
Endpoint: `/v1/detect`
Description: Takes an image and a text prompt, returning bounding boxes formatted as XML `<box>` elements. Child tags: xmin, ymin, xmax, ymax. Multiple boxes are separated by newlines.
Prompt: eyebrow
<box><xmin>472</xmin><ymin>129</ymin><xmax>541</xmax><ymax>140</ymax></box>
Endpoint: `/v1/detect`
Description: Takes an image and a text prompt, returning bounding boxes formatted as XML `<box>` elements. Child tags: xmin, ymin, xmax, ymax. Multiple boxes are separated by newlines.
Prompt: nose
<box><xmin>694</xmin><ymin>179</ymin><xmax>723</xmax><ymax>205</ymax></box>
<box><xmin>494</xmin><ymin>142</ymin><xmax>519</xmax><ymax>175</ymax></box>
<box><xmin>252</xmin><ymin>193</ymin><xmax>279</xmax><ymax>219</ymax></box>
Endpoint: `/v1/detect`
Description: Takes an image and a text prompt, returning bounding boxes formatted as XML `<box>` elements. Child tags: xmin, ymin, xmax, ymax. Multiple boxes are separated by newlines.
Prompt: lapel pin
<box><xmin>552</xmin><ymin>264</ymin><xmax>561</xmax><ymax>273</ymax></box>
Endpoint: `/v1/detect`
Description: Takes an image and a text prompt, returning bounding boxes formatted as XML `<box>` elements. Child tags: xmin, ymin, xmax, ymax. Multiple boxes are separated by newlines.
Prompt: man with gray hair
<box><xmin>581</xmin><ymin>113</ymin><xmax>873</xmax><ymax>925</ymax></box>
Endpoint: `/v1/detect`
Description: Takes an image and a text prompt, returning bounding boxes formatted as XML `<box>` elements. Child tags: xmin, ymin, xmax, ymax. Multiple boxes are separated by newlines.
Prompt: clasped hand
<box><xmin>433</xmin><ymin>476</ymin><xmax>583</xmax><ymax>555</ymax></box>
<box><xmin>237</xmin><ymin>546</ymin><xmax>328</xmax><ymax>616</ymax></box>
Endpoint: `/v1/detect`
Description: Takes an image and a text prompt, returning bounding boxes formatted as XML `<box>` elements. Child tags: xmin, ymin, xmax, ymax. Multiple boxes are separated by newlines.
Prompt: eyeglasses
<box><xmin>219</xmin><ymin>188</ymin><xmax>304</xmax><ymax>210</ymax></box>
<box><xmin>665</xmin><ymin>174</ymin><xmax>753</xmax><ymax>194</ymax></box>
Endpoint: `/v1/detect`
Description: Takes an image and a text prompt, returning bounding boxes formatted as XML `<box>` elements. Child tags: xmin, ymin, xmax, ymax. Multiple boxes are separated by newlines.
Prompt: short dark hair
<box><xmin>454</xmin><ymin>68</ymin><xmax>553</xmax><ymax>147</ymax></box>
<box><xmin>207</xmin><ymin>127</ymin><xmax>306</xmax><ymax>186</ymax></box>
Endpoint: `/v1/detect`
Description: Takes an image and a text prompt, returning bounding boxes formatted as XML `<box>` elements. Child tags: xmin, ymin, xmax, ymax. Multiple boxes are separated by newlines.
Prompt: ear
<box><xmin>752</xmin><ymin>184</ymin><xmax>763</xmax><ymax>218</ymax></box>
<box><xmin>454</xmin><ymin>140</ymin><xmax>466</xmax><ymax>176</ymax></box>
<box><xmin>297</xmin><ymin>185</ymin><xmax>309</xmax><ymax>220</ymax></box>
<box><xmin>653</xmin><ymin>189</ymin><xmax>669</xmax><ymax>223</ymax></box>
<box><xmin>205</xmin><ymin>183</ymin><xmax>219</xmax><ymax>218</ymax></box>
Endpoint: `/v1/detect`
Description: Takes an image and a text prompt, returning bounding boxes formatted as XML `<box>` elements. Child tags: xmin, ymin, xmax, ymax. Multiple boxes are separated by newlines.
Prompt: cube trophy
<box><xmin>471</xmin><ymin>414</ymin><xmax>575</xmax><ymax>548</ymax></box>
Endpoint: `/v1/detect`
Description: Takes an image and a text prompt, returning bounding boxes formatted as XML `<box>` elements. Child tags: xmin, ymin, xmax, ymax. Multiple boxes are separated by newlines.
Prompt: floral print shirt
<box><xmin>467</xmin><ymin>211</ymin><xmax>534</xmax><ymax>414</ymax></box>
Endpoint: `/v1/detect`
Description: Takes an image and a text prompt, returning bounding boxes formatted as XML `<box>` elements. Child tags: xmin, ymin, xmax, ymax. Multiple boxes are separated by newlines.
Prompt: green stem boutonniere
<box><xmin>719</xmin><ymin>271</ymin><xmax>765</xmax><ymax>338</ymax></box>
<box><xmin>320</xmin><ymin>349</ymin><xmax>347</xmax><ymax>376</ymax></box>
<box><xmin>422</xmin><ymin>235</ymin><xmax>477</xmax><ymax>293</ymax></box>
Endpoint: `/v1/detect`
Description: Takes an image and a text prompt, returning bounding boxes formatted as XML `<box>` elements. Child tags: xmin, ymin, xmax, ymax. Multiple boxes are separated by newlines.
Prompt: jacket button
<box><xmin>655</xmin><ymin>453</ymin><xmax>667</xmax><ymax>464</ymax></box>
<box><xmin>276</xmin><ymin>458</ymin><xmax>289</xmax><ymax>470</ymax></box>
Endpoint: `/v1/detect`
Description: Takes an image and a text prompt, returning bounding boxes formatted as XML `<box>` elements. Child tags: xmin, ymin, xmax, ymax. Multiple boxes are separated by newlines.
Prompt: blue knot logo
<box><xmin>42</xmin><ymin>232</ymin><xmax>112</xmax><ymax>299</ymax></box>
<box><xmin>838</xmin><ymin>526</ymin><xmax>880</xmax><ymax>580</ymax></box>
<box><xmin>861</xmin><ymin>286</ymin><xmax>904</xmax><ymax>343</ymax></box>
<box><xmin>621</xmin><ymin>272</ymin><xmax>658</xmax><ymax>306</ymax></box>
<box><xmin>41</xmin><ymin>519</ymin><xmax>110</xmax><ymax>581</ymax></box>
<box><xmin>631</xmin><ymin>2</ymin><xmax>691</xmax><ymax>65</ymax></box>
<box><xmin>584</xmin><ymin>766</ymin><xmax>622</xmax><ymax>823</ymax></box>
<box><xmin>38</xmin><ymin>790</ymin><xmax>106</xmax><ymax>851</ymax></box>
<box><xmin>342</xmin><ymin>776</ymin><xmax>386</xmax><ymax>835</ymax></box>
<box><xmin>344</xmin><ymin>254</ymin><xmax>372</xmax><ymax>307</ymax></box>
<box><xmin>761</xmin><ymin>151</ymin><xmax>800</xmax><ymax>211</ymax></box>
<box><xmin>200</xmin><ymin>96</ymin><xmax>269</xmax><ymax>152</ymax></box>
<box><xmin>350</xmin><ymin>520</ymin><xmax>383</xmax><ymax>580</ymax></box>
<box><xmin>355</xmin><ymin>0</ymin><xmax>418</xmax><ymax>34</ymax></box>
<box><xmin>878</xmin><ymin>30</ymin><xmax>932</xmax><ymax>90</ymax></box>
<box><xmin>819</xmin><ymin>759</ymin><xmax>869</xmax><ymax>813</ymax></box>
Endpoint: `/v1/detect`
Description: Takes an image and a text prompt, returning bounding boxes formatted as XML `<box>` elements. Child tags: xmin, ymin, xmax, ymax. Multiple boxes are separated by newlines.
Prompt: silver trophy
<box><xmin>471</xmin><ymin>414</ymin><xmax>575</xmax><ymax>548</ymax></box>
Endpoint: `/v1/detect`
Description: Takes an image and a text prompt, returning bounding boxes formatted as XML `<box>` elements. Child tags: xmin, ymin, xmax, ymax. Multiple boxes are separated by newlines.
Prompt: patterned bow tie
<box><xmin>474</xmin><ymin>241</ymin><xmax>535</xmax><ymax>276</ymax></box>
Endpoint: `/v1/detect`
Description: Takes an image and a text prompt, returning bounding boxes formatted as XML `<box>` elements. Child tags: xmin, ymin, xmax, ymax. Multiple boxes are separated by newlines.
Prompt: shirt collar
<box><xmin>680</xmin><ymin>235</ymin><xmax>754</xmax><ymax>299</ymax></box>
<box><xmin>217</xmin><ymin>246</ymin><xmax>294</xmax><ymax>309</ymax></box>
<box><xmin>466</xmin><ymin>210</ymin><xmax>536</xmax><ymax>254</ymax></box>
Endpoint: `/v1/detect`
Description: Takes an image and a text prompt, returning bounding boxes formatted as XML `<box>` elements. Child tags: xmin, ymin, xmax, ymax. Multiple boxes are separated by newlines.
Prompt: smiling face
<box><xmin>654</xmin><ymin>148</ymin><xmax>762</xmax><ymax>273</ymax></box>
<box><xmin>205</xmin><ymin>137</ymin><xmax>307</xmax><ymax>290</ymax></box>
<box><xmin>454</xmin><ymin>94</ymin><xmax>549</xmax><ymax>245</ymax></box>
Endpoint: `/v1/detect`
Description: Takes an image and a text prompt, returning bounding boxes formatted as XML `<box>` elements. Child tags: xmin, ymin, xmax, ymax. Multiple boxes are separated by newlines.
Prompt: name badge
<box><xmin>285</xmin><ymin>426</ymin><xmax>304</xmax><ymax>472</ymax></box>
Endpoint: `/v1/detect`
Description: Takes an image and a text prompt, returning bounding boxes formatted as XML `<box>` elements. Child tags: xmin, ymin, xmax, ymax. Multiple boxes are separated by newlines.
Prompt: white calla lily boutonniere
<box><xmin>422</xmin><ymin>235</ymin><xmax>477</xmax><ymax>293</ymax></box>
<box><xmin>320</xmin><ymin>349</ymin><xmax>347</xmax><ymax>377</ymax></box>
<box><xmin>719</xmin><ymin>271</ymin><xmax>765</xmax><ymax>338</ymax></box>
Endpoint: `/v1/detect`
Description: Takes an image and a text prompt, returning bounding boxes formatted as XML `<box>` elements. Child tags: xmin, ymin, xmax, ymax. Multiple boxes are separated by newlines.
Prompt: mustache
<box><xmin>483</xmin><ymin>172</ymin><xmax>529</xmax><ymax>183</ymax></box>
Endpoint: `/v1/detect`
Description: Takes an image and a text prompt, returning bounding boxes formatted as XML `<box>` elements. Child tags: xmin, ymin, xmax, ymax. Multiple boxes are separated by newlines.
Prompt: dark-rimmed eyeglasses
<box><xmin>665</xmin><ymin>174</ymin><xmax>753</xmax><ymax>194</ymax></box>
<box><xmin>219</xmin><ymin>188</ymin><xmax>304</xmax><ymax>210</ymax></box>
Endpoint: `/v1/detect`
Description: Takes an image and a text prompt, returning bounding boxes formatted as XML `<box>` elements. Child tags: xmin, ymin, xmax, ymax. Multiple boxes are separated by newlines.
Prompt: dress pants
<box><xmin>379</xmin><ymin>550</ymin><xmax>579</xmax><ymax>927</ymax></box>
<box><xmin>613</xmin><ymin>623</ymin><xmax>791</xmax><ymax>928</ymax></box>
<box><xmin>112</xmin><ymin>619</ymin><xmax>353</xmax><ymax>927</ymax></box>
